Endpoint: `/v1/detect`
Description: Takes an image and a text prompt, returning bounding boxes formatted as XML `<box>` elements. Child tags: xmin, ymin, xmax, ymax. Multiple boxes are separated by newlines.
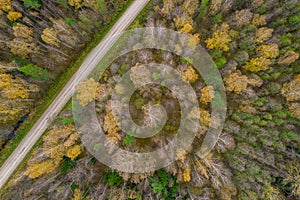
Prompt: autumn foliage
<box><xmin>24</xmin><ymin>124</ymin><xmax>81</xmax><ymax>179</ymax></box>
<box><xmin>76</xmin><ymin>78</ymin><xmax>100</xmax><ymax>106</ymax></box>
<box><xmin>24</xmin><ymin>160</ymin><xmax>56</xmax><ymax>179</ymax></box>
<box><xmin>244</xmin><ymin>57</ymin><xmax>271</xmax><ymax>72</ymax></box>
<box><xmin>182</xmin><ymin>66</ymin><xmax>199</xmax><ymax>83</ymax></box>
<box><xmin>7</xmin><ymin>11</ymin><xmax>22</xmax><ymax>21</ymax></box>
<box><xmin>205</xmin><ymin>23</ymin><xmax>232</xmax><ymax>51</ymax></box>
<box><xmin>200</xmin><ymin>85</ymin><xmax>215</xmax><ymax>104</ymax></box>
<box><xmin>0</xmin><ymin>0</ymin><xmax>11</xmax><ymax>11</ymax></box>
<box><xmin>224</xmin><ymin>71</ymin><xmax>250</xmax><ymax>94</ymax></box>
<box><xmin>41</xmin><ymin>28</ymin><xmax>60</xmax><ymax>47</ymax></box>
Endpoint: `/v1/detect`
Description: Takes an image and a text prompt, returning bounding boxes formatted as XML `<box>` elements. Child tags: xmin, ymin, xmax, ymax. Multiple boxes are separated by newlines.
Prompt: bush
<box><xmin>280</xmin><ymin>33</ymin><xmax>293</xmax><ymax>46</ymax></box>
<box><xmin>60</xmin><ymin>158</ymin><xmax>76</xmax><ymax>174</ymax></box>
<box><xmin>123</xmin><ymin>132</ymin><xmax>136</xmax><ymax>145</ymax></box>
<box><xmin>21</xmin><ymin>0</ymin><xmax>42</xmax><ymax>9</ymax></box>
<box><xmin>18</xmin><ymin>64</ymin><xmax>51</xmax><ymax>81</ymax></box>
<box><xmin>148</xmin><ymin>169</ymin><xmax>178</xmax><ymax>199</ymax></box>
<box><xmin>104</xmin><ymin>171</ymin><xmax>123</xmax><ymax>186</ymax></box>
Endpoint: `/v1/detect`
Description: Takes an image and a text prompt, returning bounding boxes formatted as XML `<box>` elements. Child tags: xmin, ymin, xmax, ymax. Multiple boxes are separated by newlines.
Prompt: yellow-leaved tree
<box><xmin>0</xmin><ymin>73</ymin><xmax>38</xmax><ymax>124</ymax></box>
<box><xmin>205</xmin><ymin>23</ymin><xmax>232</xmax><ymax>51</ymax></box>
<box><xmin>183</xmin><ymin>168</ymin><xmax>191</xmax><ymax>182</ymax></box>
<box><xmin>281</xmin><ymin>74</ymin><xmax>300</xmax><ymax>102</ymax></box>
<box><xmin>200</xmin><ymin>108</ymin><xmax>211</xmax><ymax>127</ymax></box>
<box><xmin>7</xmin><ymin>11</ymin><xmax>22</xmax><ymax>21</ymax></box>
<box><xmin>254</xmin><ymin>27</ymin><xmax>273</xmax><ymax>44</ymax></box>
<box><xmin>41</xmin><ymin>27</ymin><xmax>60</xmax><ymax>47</ymax></box>
<box><xmin>68</xmin><ymin>0</ymin><xmax>98</xmax><ymax>10</ymax></box>
<box><xmin>282</xmin><ymin>74</ymin><xmax>300</xmax><ymax>120</ymax></box>
<box><xmin>252</xmin><ymin>14</ymin><xmax>267</xmax><ymax>26</ymax></box>
<box><xmin>0</xmin><ymin>0</ymin><xmax>11</xmax><ymax>12</ymax></box>
<box><xmin>182</xmin><ymin>66</ymin><xmax>199</xmax><ymax>83</ymax></box>
<box><xmin>200</xmin><ymin>85</ymin><xmax>215</xmax><ymax>104</ymax></box>
<box><xmin>103</xmin><ymin>112</ymin><xmax>121</xmax><ymax>144</ymax></box>
<box><xmin>224</xmin><ymin>71</ymin><xmax>250</xmax><ymax>94</ymax></box>
<box><xmin>256</xmin><ymin>43</ymin><xmax>279</xmax><ymax>59</ymax></box>
<box><xmin>0</xmin><ymin>73</ymin><xmax>33</xmax><ymax>99</ymax></box>
<box><xmin>244</xmin><ymin>57</ymin><xmax>271</xmax><ymax>72</ymax></box>
<box><xmin>76</xmin><ymin>78</ymin><xmax>100</xmax><ymax>106</ymax></box>
<box><xmin>278</xmin><ymin>50</ymin><xmax>299</xmax><ymax>66</ymax></box>
<box><xmin>25</xmin><ymin>124</ymin><xmax>81</xmax><ymax>179</ymax></box>
<box><xmin>180</xmin><ymin>23</ymin><xmax>193</xmax><ymax>33</ymax></box>
<box><xmin>13</xmin><ymin>23</ymin><xmax>34</xmax><ymax>40</ymax></box>
<box><xmin>284</xmin><ymin>160</ymin><xmax>300</xmax><ymax>197</ymax></box>
<box><xmin>66</xmin><ymin>145</ymin><xmax>81</xmax><ymax>160</ymax></box>
<box><xmin>24</xmin><ymin>160</ymin><xmax>56</xmax><ymax>179</ymax></box>
<box><xmin>73</xmin><ymin>188</ymin><xmax>84</xmax><ymax>200</ymax></box>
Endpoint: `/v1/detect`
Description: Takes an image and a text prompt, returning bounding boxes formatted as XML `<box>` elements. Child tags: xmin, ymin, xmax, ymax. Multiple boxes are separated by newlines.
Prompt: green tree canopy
<box><xmin>18</xmin><ymin>64</ymin><xmax>50</xmax><ymax>81</ymax></box>
<box><xmin>21</xmin><ymin>0</ymin><xmax>42</xmax><ymax>9</ymax></box>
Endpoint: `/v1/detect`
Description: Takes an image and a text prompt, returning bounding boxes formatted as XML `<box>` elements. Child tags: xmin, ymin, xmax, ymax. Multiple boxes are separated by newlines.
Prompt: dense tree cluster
<box><xmin>0</xmin><ymin>0</ymin><xmax>128</xmax><ymax>148</ymax></box>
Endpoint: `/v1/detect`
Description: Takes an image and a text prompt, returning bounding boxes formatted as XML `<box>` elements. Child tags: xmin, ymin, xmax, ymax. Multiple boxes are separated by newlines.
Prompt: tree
<box><xmin>159</xmin><ymin>0</ymin><xmax>174</xmax><ymax>18</ymax></box>
<box><xmin>65</xmin><ymin>18</ymin><xmax>77</xmax><ymax>25</ymax></box>
<box><xmin>224</xmin><ymin>71</ymin><xmax>250</xmax><ymax>94</ymax></box>
<box><xmin>43</xmin><ymin>124</ymin><xmax>76</xmax><ymax>147</ymax></box>
<box><xmin>68</xmin><ymin>0</ymin><xmax>83</xmax><ymax>9</ymax></box>
<box><xmin>0</xmin><ymin>72</ymin><xmax>38</xmax><ymax>124</ymax></box>
<box><xmin>103</xmin><ymin>112</ymin><xmax>121</xmax><ymax>144</ymax></box>
<box><xmin>7</xmin><ymin>11</ymin><xmax>22</xmax><ymax>21</ymax></box>
<box><xmin>41</xmin><ymin>27</ymin><xmax>60</xmax><ymax>47</ymax></box>
<box><xmin>200</xmin><ymin>85</ymin><xmax>215</xmax><ymax>105</ymax></box>
<box><xmin>182</xmin><ymin>66</ymin><xmax>199</xmax><ymax>83</ymax></box>
<box><xmin>205</xmin><ymin>23</ymin><xmax>232</xmax><ymax>52</ymax></box>
<box><xmin>209</xmin><ymin>0</ymin><xmax>223</xmax><ymax>16</ymax></box>
<box><xmin>50</xmin><ymin>18</ymin><xmax>80</xmax><ymax>48</ymax></box>
<box><xmin>289</xmin><ymin>103</ymin><xmax>300</xmax><ymax>120</ymax></box>
<box><xmin>0</xmin><ymin>0</ymin><xmax>11</xmax><ymax>11</ymax></box>
<box><xmin>183</xmin><ymin>168</ymin><xmax>191</xmax><ymax>182</ymax></box>
<box><xmin>75</xmin><ymin>78</ymin><xmax>99</xmax><ymax>106</ymax></box>
<box><xmin>64</xmin><ymin>133</ymin><xmax>79</xmax><ymax>148</ymax></box>
<box><xmin>8</xmin><ymin>38</ymin><xmax>39</xmax><ymax>59</ymax></box>
<box><xmin>284</xmin><ymin>160</ymin><xmax>300</xmax><ymax>197</ymax></box>
<box><xmin>73</xmin><ymin>188</ymin><xmax>83</xmax><ymax>200</ymax></box>
<box><xmin>0</xmin><ymin>73</ymin><xmax>30</xmax><ymax>99</ymax></box>
<box><xmin>281</xmin><ymin>74</ymin><xmax>300</xmax><ymax>102</ymax></box>
<box><xmin>24</xmin><ymin>124</ymin><xmax>82</xmax><ymax>179</ymax></box>
<box><xmin>174</xmin><ymin>15</ymin><xmax>194</xmax><ymax>29</ymax></box>
<box><xmin>21</xmin><ymin>0</ymin><xmax>42</xmax><ymax>9</ymax></box>
<box><xmin>130</xmin><ymin>63</ymin><xmax>151</xmax><ymax>86</ymax></box>
<box><xmin>235</xmin><ymin>9</ymin><xmax>253</xmax><ymax>27</ymax></box>
<box><xmin>68</xmin><ymin>0</ymin><xmax>98</xmax><ymax>10</ymax></box>
<box><xmin>256</xmin><ymin>43</ymin><xmax>279</xmax><ymax>59</ymax></box>
<box><xmin>252</xmin><ymin>14</ymin><xmax>266</xmax><ymax>26</ymax></box>
<box><xmin>24</xmin><ymin>160</ymin><xmax>56</xmax><ymax>179</ymax></box>
<box><xmin>12</xmin><ymin>23</ymin><xmax>33</xmax><ymax>40</ymax></box>
<box><xmin>254</xmin><ymin>27</ymin><xmax>273</xmax><ymax>44</ymax></box>
<box><xmin>66</xmin><ymin>145</ymin><xmax>81</xmax><ymax>160</ymax></box>
<box><xmin>244</xmin><ymin>57</ymin><xmax>271</xmax><ymax>72</ymax></box>
<box><xmin>175</xmin><ymin>148</ymin><xmax>187</xmax><ymax>162</ymax></box>
<box><xmin>278</xmin><ymin>50</ymin><xmax>299</xmax><ymax>66</ymax></box>
<box><xmin>180</xmin><ymin>23</ymin><xmax>193</xmax><ymax>33</ymax></box>
<box><xmin>200</xmin><ymin>108</ymin><xmax>211</xmax><ymax>127</ymax></box>
<box><xmin>188</xmin><ymin>33</ymin><xmax>200</xmax><ymax>49</ymax></box>
<box><xmin>182</xmin><ymin>0</ymin><xmax>199</xmax><ymax>16</ymax></box>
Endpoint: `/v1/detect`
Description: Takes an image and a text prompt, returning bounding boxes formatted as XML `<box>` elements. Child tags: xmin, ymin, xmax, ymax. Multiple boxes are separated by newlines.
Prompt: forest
<box><xmin>0</xmin><ymin>0</ymin><xmax>129</xmax><ymax>149</ymax></box>
<box><xmin>0</xmin><ymin>0</ymin><xmax>300</xmax><ymax>199</ymax></box>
